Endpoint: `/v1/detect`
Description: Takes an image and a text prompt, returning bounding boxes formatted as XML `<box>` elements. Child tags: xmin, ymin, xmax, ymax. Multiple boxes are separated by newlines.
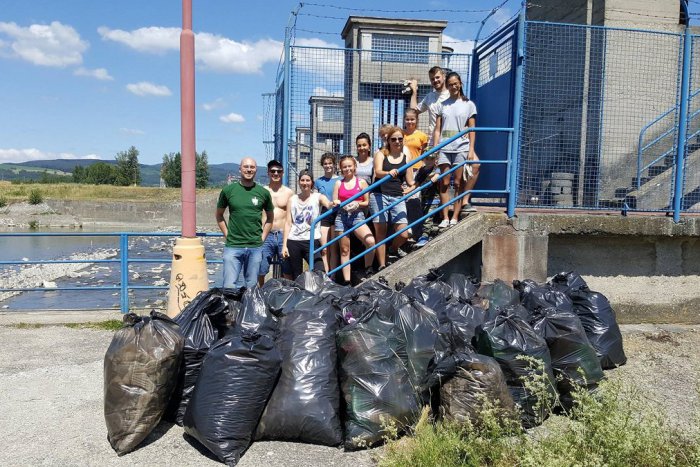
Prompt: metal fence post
<box><xmin>507</xmin><ymin>5</ymin><xmax>526</xmax><ymax>218</ymax></box>
<box><xmin>674</xmin><ymin>26</ymin><xmax>692</xmax><ymax>222</ymax></box>
<box><xmin>120</xmin><ymin>234</ymin><xmax>129</xmax><ymax>313</ymax></box>
<box><xmin>282</xmin><ymin>27</ymin><xmax>292</xmax><ymax>186</ymax></box>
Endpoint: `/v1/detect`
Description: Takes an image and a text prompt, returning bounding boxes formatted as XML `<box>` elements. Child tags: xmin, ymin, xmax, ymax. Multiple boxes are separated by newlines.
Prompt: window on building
<box><xmin>322</xmin><ymin>106</ymin><xmax>344</xmax><ymax>122</ymax></box>
<box><xmin>371</xmin><ymin>33</ymin><xmax>429</xmax><ymax>64</ymax></box>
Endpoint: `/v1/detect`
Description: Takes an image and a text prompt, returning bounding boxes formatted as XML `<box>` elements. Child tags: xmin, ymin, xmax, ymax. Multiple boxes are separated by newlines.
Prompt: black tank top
<box><xmin>380</xmin><ymin>153</ymin><xmax>406</xmax><ymax>197</ymax></box>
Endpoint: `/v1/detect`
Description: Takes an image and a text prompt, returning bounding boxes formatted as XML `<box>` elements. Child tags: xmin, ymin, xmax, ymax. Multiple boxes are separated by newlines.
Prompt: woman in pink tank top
<box><xmin>332</xmin><ymin>155</ymin><xmax>376</xmax><ymax>285</ymax></box>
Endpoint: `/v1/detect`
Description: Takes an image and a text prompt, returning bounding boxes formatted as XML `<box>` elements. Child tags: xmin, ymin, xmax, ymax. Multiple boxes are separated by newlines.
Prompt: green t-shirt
<box><xmin>217</xmin><ymin>182</ymin><xmax>273</xmax><ymax>247</ymax></box>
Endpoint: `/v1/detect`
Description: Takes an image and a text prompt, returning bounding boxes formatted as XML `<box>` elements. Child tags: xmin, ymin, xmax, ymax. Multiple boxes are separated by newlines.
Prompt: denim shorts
<box><xmin>370</xmin><ymin>193</ymin><xmax>408</xmax><ymax>224</ymax></box>
<box><xmin>334</xmin><ymin>210</ymin><xmax>366</xmax><ymax>233</ymax></box>
<box><xmin>437</xmin><ymin>151</ymin><xmax>467</xmax><ymax>167</ymax></box>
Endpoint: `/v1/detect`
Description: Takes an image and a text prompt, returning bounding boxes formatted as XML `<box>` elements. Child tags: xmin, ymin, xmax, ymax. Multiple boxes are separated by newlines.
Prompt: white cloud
<box><xmin>220</xmin><ymin>113</ymin><xmax>245</xmax><ymax>123</ymax></box>
<box><xmin>126</xmin><ymin>81</ymin><xmax>172</xmax><ymax>97</ymax></box>
<box><xmin>0</xmin><ymin>21</ymin><xmax>87</xmax><ymax>67</ymax></box>
<box><xmin>442</xmin><ymin>34</ymin><xmax>475</xmax><ymax>55</ymax></box>
<box><xmin>0</xmin><ymin>148</ymin><xmax>100</xmax><ymax>163</ymax></box>
<box><xmin>202</xmin><ymin>98</ymin><xmax>225</xmax><ymax>111</ymax></box>
<box><xmin>119</xmin><ymin>127</ymin><xmax>145</xmax><ymax>135</ymax></box>
<box><xmin>98</xmin><ymin>26</ymin><xmax>282</xmax><ymax>74</ymax></box>
<box><xmin>74</xmin><ymin>67</ymin><xmax>113</xmax><ymax>80</ymax></box>
<box><xmin>292</xmin><ymin>37</ymin><xmax>343</xmax><ymax>79</ymax></box>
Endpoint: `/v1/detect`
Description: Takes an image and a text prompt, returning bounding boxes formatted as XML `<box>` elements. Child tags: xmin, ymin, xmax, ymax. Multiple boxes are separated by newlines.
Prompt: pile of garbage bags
<box><xmin>104</xmin><ymin>270</ymin><xmax>626</xmax><ymax>464</ymax></box>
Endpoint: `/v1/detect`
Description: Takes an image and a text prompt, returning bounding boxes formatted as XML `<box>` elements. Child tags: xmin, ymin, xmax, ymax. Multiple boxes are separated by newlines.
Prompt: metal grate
<box><xmin>371</xmin><ymin>34</ymin><xmax>430</xmax><ymax>64</ymax></box>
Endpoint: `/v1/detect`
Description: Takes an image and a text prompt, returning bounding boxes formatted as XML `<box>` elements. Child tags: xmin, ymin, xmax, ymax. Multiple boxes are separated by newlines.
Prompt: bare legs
<box><xmin>336</xmin><ymin>224</ymin><xmax>375</xmax><ymax>283</ymax></box>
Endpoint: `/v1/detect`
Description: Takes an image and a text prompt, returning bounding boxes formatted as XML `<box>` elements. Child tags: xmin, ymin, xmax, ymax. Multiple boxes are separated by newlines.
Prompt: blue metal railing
<box><xmin>309</xmin><ymin>127</ymin><xmax>514</xmax><ymax>276</ymax></box>
<box><xmin>0</xmin><ymin>232</ymin><xmax>223</xmax><ymax>313</ymax></box>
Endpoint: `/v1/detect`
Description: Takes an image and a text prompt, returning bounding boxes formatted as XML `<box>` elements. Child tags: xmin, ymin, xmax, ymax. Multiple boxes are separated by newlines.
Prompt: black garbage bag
<box><xmin>394</xmin><ymin>299</ymin><xmax>439</xmax><ymax>389</ymax></box>
<box><xmin>513</xmin><ymin>279</ymin><xmax>573</xmax><ymax>313</ymax></box>
<box><xmin>260</xmin><ymin>278</ymin><xmax>305</xmax><ymax>315</ymax></box>
<box><xmin>168</xmin><ymin>287</ymin><xmax>242</xmax><ymax>425</ymax></box>
<box><xmin>474</xmin><ymin>314</ymin><xmax>557</xmax><ymax>428</ymax></box>
<box><xmin>568</xmin><ymin>287</ymin><xmax>626</xmax><ymax>369</ymax></box>
<box><xmin>337</xmin><ymin>309</ymin><xmax>420</xmax><ymax>450</ymax></box>
<box><xmin>548</xmin><ymin>272</ymin><xmax>626</xmax><ymax>369</ymax></box>
<box><xmin>423</xmin><ymin>349</ymin><xmax>516</xmax><ymax>425</ymax></box>
<box><xmin>530</xmin><ymin>307</ymin><xmax>604</xmax><ymax>408</ymax></box>
<box><xmin>401</xmin><ymin>269</ymin><xmax>453</xmax><ymax>309</ymax></box>
<box><xmin>183</xmin><ymin>324</ymin><xmax>282</xmax><ymax>466</ymax></box>
<box><xmin>255</xmin><ymin>294</ymin><xmax>343</xmax><ymax>446</ymax></box>
<box><xmin>357</xmin><ymin>279</ymin><xmax>410</xmax><ymax>320</ymax></box>
<box><xmin>104</xmin><ymin>311</ymin><xmax>184</xmax><ymax>455</ymax></box>
<box><xmin>434</xmin><ymin>299</ymin><xmax>488</xmax><ymax>354</ymax></box>
<box><xmin>548</xmin><ymin>271</ymin><xmax>589</xmax><ymax>295</ymax></box>
<box><xmin>476</xmin><ymin>279</ymin><xmax>521</xmax><ymax>315</ymax></box>
<box><xmin>446</xmin><ymin>273</ymin><xmax>480</xmax><ymax>303</ymax></box>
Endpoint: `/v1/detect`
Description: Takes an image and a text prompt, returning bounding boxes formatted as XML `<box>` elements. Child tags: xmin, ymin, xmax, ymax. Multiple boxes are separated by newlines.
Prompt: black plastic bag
<box><xmin>446</xmin><ymin>273</ymin><xmax>480</xmax><ymax>302</ymax></box>
<box><xmin>568</xmin><ymin>287</ymin><xmax>627</xmax><ymax>369</ymax></box>
<box><xmin>476</xmin><ymin>279</ymin><xmax>521</xmax><ymax>315</ymax></box>
<box><xmin>260</xmin><ymin>278</ymin><xmax>306</xmax><ymax>315</ymax></box>
<box><xmin>169</xmin><ymin>287</ymin><xmax>242</xmax><ymax>425</ymax></box>
<box><xmin>294</xmin><ymin>270</ymin><xmax>350</xmax><ymax>300</ymax></box>
<box><xmin>183</xmin><ymin>325</ymin><xmax>282</xmax><ymax>466</ymax></box>
<box><xmin>514</xmin><ymin>279</ymin><xmax>574</xmax><ymax>313</ymax></box>
<box><xmin>401</xmin><ymin>269</ymin><xmax>453</xmax><ymax>309</ymax></box>
<box><xmin>474</xmin><ymin>314</ymin><xmax>557</xmax><ymax>428</ymax></box>
<box><xmin>549</xmin><ymin>272</ymin><xmax>626</xmax><ymax>369</ymax></box>
<box><xmin>357</xmin><ymin>279</ymin><xmax>410</xmax><ymax>320</ymax></box>
<box><xmin>530</xmin><ymin>307</ymin><xmax>604</xmax><ymax>408</ymax></box>
<box><xmin>104</xmin><ymin>311</ymin><xmax>184</xmax><ymax>455</ymax></box>
<box><xmin>255</xmin><ymin>294</ymin><xmax>343</xmax><ymax>446</ymax></box>
<box><xmin>434</xmin><ymin>299</ymin><xmax>488</xmax><ymax>355</ymax></box>
<box><xmin>423</xmin><ymin>349</ymin><xmax>515</xmax><ymax>424</ymax></box>
<box><xmin>394</xmin><ymin>299</ymin><xmax>439</xmax><ymax>389</ymax></box>
<box><xmin>337</xmin><ymin>309</ymin><xmax>419</xmax><ymax>450</ymax></box>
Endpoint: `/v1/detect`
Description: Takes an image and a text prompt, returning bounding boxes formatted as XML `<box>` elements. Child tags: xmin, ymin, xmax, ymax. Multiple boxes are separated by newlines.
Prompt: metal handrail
<box><xmin>309</xmin><ymin>126</ymin><xmax>514</xmax><ymax>275</ymax></box>
<box><xmin>0</xmin><ymin>231</ymin><xmax>223</xmax><ymax>313</ymax></box>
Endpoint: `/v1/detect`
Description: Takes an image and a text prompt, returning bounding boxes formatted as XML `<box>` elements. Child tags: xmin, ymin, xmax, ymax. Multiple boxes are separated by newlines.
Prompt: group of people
<box><xmin>216</xmin><ymin>66</ymin><xmax>480</xmax><ymax>288</ymax></box>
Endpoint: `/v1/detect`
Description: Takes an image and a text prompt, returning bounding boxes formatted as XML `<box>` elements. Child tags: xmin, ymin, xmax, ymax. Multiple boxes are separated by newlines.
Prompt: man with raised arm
<box><xmin>258</xmin><ymin>160</ymin><xmax>294</xmax><ymax>285</ymax></box>
<box><xmin>216</xmin><ymin>157</ymin><xmax>274</xmax><ymax>289</ymax></box>
<box><xmin>409</xmin><ymin>65</ymin><xmax>450</xmax><ymax>146</ymax></box>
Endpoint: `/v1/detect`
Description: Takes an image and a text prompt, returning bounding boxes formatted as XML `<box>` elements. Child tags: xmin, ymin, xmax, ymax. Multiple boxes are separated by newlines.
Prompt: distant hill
<box><xmin>0</xmin><ymin>159</ymin><xmax>269</xmax><ymax>186</ymax></box>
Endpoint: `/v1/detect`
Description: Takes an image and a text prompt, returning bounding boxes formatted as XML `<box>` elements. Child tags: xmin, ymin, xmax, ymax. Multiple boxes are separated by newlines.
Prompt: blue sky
<box><xmin>0</xmin><ymin>1</ymin><xmax>696</xmax><ymax>166</ymax></box>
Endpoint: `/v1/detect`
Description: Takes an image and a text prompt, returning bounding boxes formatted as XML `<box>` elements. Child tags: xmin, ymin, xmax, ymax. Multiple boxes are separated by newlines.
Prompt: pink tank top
<box><xmin>338</xmin><ymin>177</ymin><xmax>362</xmax><ymax>202</ymax></box>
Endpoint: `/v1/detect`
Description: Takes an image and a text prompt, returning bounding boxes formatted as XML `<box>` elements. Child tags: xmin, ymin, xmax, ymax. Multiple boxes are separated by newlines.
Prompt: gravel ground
<box><xmin>0</xmin><ymin>322</ymin><xmax>697</xmax><ymax>466</ymax></box>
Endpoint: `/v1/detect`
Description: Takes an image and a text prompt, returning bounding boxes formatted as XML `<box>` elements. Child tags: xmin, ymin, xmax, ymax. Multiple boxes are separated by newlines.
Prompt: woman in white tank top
<box><xmin>282</xmin><ymin>170</ymin><xmax>337</xmax><ymax>280</ymax></box>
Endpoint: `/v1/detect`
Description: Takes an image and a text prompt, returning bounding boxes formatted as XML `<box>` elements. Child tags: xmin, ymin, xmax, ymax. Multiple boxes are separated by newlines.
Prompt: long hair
<box><xmin>445</xmin><ymin>71</ymin><xmax>468</xmax><ymax>101</ymax></box>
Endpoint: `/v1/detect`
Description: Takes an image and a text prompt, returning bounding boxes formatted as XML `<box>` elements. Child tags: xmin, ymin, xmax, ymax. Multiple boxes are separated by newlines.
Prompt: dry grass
<box><xmin>0</xmin><ymin>181</ymin><xmax>219</xmax><ymax>203</ymax></box>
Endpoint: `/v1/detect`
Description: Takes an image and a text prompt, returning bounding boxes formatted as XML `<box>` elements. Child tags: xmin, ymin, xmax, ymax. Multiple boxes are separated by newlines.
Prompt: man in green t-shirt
<box><xmin>216</xmin><ymin>157</ymin><xmax>274</xmax><ymax>289</ymax></box>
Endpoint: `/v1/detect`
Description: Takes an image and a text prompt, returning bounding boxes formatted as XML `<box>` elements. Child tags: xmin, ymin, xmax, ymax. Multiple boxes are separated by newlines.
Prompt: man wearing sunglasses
<box><xmin>216</xmin><ymin>157</ymin><xmax>274</xmax><ymax>289</ymax></box>
<box><xmin>258</xmin><ymin>160</ymin><xmax>294</xmax><ymax>285</ymax></box>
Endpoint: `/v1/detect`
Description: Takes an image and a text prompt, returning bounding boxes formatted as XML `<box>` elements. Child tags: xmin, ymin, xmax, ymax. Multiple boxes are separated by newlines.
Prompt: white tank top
<box><xmin>288</xmin><ymin>193</ymin><xmax>322</xmax><ymax>241</ymax></box>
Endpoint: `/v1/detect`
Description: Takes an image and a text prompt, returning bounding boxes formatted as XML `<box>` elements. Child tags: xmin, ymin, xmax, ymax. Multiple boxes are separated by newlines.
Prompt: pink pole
<box><xmin>180</xmin><ymin>0</ymin><xmax>196</xmax><ymax>238</ymax></box>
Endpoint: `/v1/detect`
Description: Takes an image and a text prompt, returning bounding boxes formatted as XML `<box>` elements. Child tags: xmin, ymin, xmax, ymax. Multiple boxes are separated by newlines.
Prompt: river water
<box><xmin>0</xmin><ymin>229</ymin><xmax>225</xmax><ymax>311</ymax></box>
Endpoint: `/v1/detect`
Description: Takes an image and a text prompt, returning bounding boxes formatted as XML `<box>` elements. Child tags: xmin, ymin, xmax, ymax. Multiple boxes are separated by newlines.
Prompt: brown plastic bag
<box><xmin>104</xmin><ymin>311</ymin><xmax>184</xmax><ymax>455</ymax></box>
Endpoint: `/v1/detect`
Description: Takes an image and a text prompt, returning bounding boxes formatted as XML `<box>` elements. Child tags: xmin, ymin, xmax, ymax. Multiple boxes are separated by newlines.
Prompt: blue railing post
<box><xmin>507</xmin><ymin>5</ymin><xmax>526</xmax><ymax>218</ymax></box>
<box><xmin>120</xmin><ymin>234</ymin><xmax>129</xmax><ymax>313</ymax></box>
<box><xmin>674</xmin><ymin>26</ymin><xmax>692</xmax><ymax>222</ymax></box>
<box><xmin>281</xmin><ymin>26</ymin><xmax>292</xmax><ymax>186</ymax></box>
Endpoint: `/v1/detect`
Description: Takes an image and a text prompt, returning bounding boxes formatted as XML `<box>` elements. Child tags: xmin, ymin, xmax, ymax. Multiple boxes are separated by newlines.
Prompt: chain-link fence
<box><xmin>279</xmin><ymin>45</ymin><xmax>470</xmax><ymax>190</ymax></box>
<box><xmin>268</xmin><ymin>19</ymin><xmax>700</xmax><ymax>214</ymax></box>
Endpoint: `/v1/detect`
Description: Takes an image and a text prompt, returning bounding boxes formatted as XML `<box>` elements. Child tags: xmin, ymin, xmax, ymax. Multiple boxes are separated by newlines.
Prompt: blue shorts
<box><xmin>334</xmin><ymin>210</ymin><xmax>366</xmax><ymax>233</ymax></box>
<box><xmin>370</xmin><ymin>193</ymin><xmax>408</xmax><ymax>224</ymax></box>
<box><xmin>259</xmin><ymin>230</ymin><xmax>292</xmax><ymax>276</ymax></box>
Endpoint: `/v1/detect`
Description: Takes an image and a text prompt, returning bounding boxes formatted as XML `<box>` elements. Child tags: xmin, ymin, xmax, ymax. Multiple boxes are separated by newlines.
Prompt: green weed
<box><xmin>28</xmin><ymin>188</ymin><xmax>43</xmax><ymax>205</ymax></box>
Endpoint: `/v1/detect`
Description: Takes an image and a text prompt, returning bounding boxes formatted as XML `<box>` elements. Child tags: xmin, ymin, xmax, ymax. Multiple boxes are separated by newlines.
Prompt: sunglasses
<box><xmin>269</xmin><ymin>169</ymin><xmax>283</xmax><ymax>174</ymax></box>
<box><xmin>390</xmin><ymin>137</ymin><xmax>404</xmax><ymax>142</ymax></box>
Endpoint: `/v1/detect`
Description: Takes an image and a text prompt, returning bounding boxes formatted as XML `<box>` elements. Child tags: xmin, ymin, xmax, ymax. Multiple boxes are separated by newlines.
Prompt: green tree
<box><xmin>195</xmin><ymin>150</ymin><xmax>209</xmax><ymax>188</ymax></box>
<box><xmin>161</xmin><ymin>150</ymin><xmax>210</xmax><ymax>188</ymax></box>
<box><xmin>85</xmin><ymin>162</ymin><xmax>117</xmax><ymax>185</ymax></box>
<box><xmin>72</xmin><ymin>165</ymin><xmax>85</xmax><ymax>183</ymax></box>
<box><xmin>114</xmin><ymin>146</ymin><xmax>141</xmax><ymax>186</ymax></box>
<box><xmin>160</xmin><ymin>152</ymin><xmax>182</xmax><ymax>187</ymax></box>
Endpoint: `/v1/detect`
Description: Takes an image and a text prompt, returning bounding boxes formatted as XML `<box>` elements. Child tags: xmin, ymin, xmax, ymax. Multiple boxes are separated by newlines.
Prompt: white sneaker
<box><xmin>449</xmin><ymin>219</ymin><xmax>458</xmax><ymax>226</ymax></box>
<box><xmin>438</xmin><ymin>219</ymin><xmax>449</xmax><ymax>229</ymax></box>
